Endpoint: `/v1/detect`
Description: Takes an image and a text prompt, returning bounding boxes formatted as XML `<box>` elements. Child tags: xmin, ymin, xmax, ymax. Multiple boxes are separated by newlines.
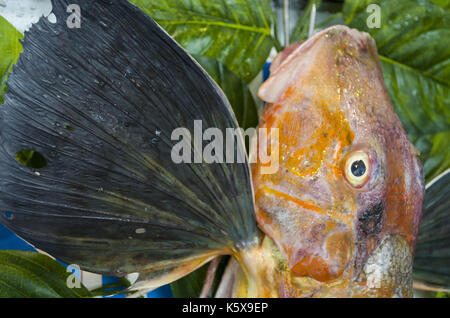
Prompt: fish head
<box><xmin>252</xmin><ymin>25</ymin><xmax>425</xmax><ymax>297</ymax></box>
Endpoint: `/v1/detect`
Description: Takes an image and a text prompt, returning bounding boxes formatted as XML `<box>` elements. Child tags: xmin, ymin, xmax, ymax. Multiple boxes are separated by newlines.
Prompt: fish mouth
<box><xmin>289</xmin><ymin>230</ymin><xmax>414</xmax><ymax>293</ymax></box>
<box><xmin>258</xmin><ymin>24</ymin><xmax>375</xmax><ymax>104</ymax></box>
<box><xmin>257</xmin><ymin>186</ymin><xmax>354</xmax><ymax>283</ymax></box>
<box><xmin>257</xmin><ymin>186</ymin><xmax>414</xmax><ymax>295</ymax></box>
<box><xmin>287</xmin><ymin>234</ymin><xmax>414</xmax><ymax>297</ymax></box>
<box><xmin>289</xmin><ymin>234</ymin><xmax>414</xmax><ymax>297</ymax></box>
<box><xmin>290</xmin><ymin>230</ymin><xmax>353</xmax><ymax>283</ymax></box>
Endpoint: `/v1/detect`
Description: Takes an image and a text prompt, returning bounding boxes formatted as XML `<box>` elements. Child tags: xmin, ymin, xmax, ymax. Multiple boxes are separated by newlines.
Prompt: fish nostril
<box><xmin>358</xmin><ymin>202</ymin><xmax>384</xmax><ymax>237</ymax></box>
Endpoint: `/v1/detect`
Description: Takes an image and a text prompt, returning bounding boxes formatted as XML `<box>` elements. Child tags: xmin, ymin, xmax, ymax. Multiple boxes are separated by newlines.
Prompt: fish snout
<box><xmin>290</xmin><ymin>230</ymin><xmax>353</xmax><ymax>282</ymax></box>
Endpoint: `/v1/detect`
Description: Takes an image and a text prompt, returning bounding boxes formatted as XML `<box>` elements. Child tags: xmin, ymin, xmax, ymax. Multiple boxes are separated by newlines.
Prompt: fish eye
<box><xmin>344</xmin><ymin>151</ymin><xmax>370</xmax><ymax>188</ymax></box>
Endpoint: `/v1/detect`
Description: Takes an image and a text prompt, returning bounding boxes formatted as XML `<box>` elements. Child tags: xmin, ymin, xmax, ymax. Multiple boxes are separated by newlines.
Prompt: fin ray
<box><xmin>0</xmin><ymin>0</ymin><xmax>258</xmax><ymax>284</ymax></box>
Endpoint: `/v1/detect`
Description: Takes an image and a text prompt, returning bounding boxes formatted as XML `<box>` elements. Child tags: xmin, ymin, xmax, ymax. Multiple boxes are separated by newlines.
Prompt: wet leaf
<box><xmin>290</xmin><ymin>0</ymin><xmax>323</xmax><ymax>43</ymax></box>
<box><xmin>129</xmin><ymin>0</ymin><xmax>275</xmax><ymax>83</ymax></box>
<box><xmin>0</xmin><ymin>16</ymin><xmax>23</xmax><ymax>104</ymax></box>
<box><xmin>0</xmin><ymin>250</ymin><xmax>92</xmax><ymax>298</ymax></box>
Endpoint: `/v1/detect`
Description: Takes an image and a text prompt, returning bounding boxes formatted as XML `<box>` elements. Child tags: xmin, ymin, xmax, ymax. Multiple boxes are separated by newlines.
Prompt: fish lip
<box><xmin>267</xmin><ymin>24</ymin><xmax>369</xmax><ymax>75</ymax></box>
<box><xmin>257</xmin><ymin>28</ymin><xmax>325</xmax><ymax>103</ymax></box>
<box><xmin>267</xmin><ymin>25</ymin><xmax>350</xmax><ymax>78</ymax></box>
<box><xmin>258</xmin><ymin>25</ymin><xmax>375</xmax><ymax>104</ymax></box>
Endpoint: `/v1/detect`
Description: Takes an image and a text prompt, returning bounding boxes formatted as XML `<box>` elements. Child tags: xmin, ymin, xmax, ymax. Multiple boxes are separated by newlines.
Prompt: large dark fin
<box><xmin>0</xmin><ymin>0</ymin><xmax>258</xmax><ymax>289</ymax></box>
<box><xmin>414</xmin><ymin>169</ymin><xmax>450</xmax><ymax>292</ymax></box>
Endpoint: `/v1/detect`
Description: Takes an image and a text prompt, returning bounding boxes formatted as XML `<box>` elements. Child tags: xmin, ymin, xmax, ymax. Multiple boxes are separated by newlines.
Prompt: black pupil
<box><xmin>351</xmin><ymin>160</ymin><xmax>367</xmax><ymax>177</ymax></box>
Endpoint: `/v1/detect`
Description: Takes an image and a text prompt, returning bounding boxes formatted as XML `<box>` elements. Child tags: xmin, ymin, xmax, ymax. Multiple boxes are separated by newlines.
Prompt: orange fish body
<box><xmin>226</xmin><ymin>25</ymin><xmax>425</xmax><ymax>298</ymax></box>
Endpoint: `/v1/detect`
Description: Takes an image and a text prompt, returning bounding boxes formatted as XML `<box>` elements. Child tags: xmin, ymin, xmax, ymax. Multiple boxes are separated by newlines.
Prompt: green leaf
<box><xmin>171</xmin><ymin>264</ymin><xmax>208</xmax><ymax>298</ymax></box>
<box><xmin>342</xmin><ymin>0</ymin><xmax>450</xmax><ymax>183</ymax></box>
<box><xmin>0</xmin><ymin>62</ymin><xmax>12</xmax><ymax>104</ymax></box>
<box><xmin>129</xmin><ymin>0</ymin><xmax>274</xmax><ymax>83</ymax></box>
<box><xmin>0</xmin><ymin>16</ymin><xmax>23</xmax><ymax>104</ymax></box>
<box><xmin>424</xmin><ymin>131</ymin><xmax>450</xmax><ymax>181</ymax></box>
<box><xmin>171</xmin><ymin>256</ymin><xmax>229</xmax><ymax>298</ymax></box>
<box><xmin>290</xmin><ymin>0</ymin><xmax>323</xmax><ymax>43</ymax></box>
<box><xmin>0</xmin><ymin>250</ymin><xmax>92</xmax><ymax>298</ymax></box>
<box><xmin>193</xmin><ymin>55</ymin><xmax>258</xmax><ymax>130</ymax></box>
